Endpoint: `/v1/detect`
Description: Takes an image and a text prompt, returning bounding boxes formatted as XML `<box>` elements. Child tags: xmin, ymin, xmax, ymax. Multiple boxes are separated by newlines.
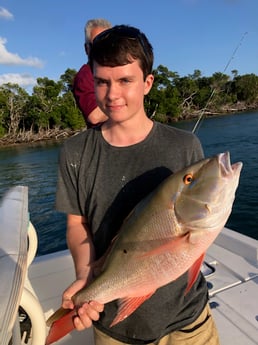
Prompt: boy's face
<box><xmin>93</xmin><ymin>59</ymin><xmax>153</xmax><ymax>123</ymax></box>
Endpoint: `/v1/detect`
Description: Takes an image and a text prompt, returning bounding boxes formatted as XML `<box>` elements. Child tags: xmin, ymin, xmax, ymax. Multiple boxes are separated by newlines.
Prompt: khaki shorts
<box><xmin>93</xmin><ymin>303</ymin><xmax>220</xmax><ymax>345</ymax></box>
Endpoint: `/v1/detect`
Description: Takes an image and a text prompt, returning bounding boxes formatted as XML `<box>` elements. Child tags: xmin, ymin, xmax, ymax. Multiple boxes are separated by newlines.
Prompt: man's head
<box><xmin>84</xmin><ymin>18</ymin><xmax>112</xmax><ymax>56</ymax></box>
<box><xmin>89</xmin><ymin>25</ymin><xmax>154</xmax><ymax>80</ymax></box>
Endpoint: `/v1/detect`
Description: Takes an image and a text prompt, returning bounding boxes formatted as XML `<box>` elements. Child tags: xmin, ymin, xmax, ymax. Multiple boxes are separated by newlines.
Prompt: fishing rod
<box><xmin>192</xmin><ymin>31</ymin><xmax>248</xmax><ymax>134</ymax></box>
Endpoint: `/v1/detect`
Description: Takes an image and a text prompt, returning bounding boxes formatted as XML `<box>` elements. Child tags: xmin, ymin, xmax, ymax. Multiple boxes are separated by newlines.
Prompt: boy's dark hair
<box><xmin>89</xmin><ymin>25</ymin><xmax>153</xmax><ymax>79</ymax></box>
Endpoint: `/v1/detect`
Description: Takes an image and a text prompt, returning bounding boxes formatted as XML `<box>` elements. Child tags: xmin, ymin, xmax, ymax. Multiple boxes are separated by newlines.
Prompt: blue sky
<box><xmin>0</xmin><ymin>0</ymin><xmax>257</xmax><ymax>91</ymax></box>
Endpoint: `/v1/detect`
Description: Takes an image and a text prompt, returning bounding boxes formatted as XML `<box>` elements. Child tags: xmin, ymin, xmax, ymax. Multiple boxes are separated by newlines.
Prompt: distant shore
<box><xmin>1</xmin><ymin>105</ymin><xmax>257</xmax><ymax>148</ymax></box>
<box><xmin>0</xmin><ymin>128</ymin><xmax>83</xmax><ymax>148</ymax></box>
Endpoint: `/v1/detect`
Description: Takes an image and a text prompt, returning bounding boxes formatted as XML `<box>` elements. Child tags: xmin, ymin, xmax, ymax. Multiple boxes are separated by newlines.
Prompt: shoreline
<box><xmin>0</xmin><ymin>128</ymin><xmax>83</xmax><ymax>148</ymax></box>
<box><xmin>1</xmin><ymin>107</ymin><xmax>258</xmax><ymax>149</ymax></box>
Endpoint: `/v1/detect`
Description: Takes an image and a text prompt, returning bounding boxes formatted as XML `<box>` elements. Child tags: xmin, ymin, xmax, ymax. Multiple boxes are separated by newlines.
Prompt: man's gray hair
<box><xmin>85</xmin><ymin>18</ymin><xmax>112</xmax><ymax>43</ymax></box>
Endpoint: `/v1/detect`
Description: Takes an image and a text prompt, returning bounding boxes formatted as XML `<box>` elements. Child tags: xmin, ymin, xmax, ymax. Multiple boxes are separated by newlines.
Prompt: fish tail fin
<box><xmin>110</xmin><ymin>292</ymin><xmax>155</xmax><ymax>327</ymax></box>
<box><xmin>185</xmin><ymin>252</ymin><xmax>205</xmax><ymax>295</ymax></box>
<box><xmin>45</xmin><ymin>307</ymin><xmax>76</xmax><ymax>345</ymax></box>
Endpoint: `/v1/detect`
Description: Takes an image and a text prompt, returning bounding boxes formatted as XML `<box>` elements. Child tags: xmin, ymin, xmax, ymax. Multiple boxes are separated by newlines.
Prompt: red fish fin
<box><xmin>185</xmin><ymin>253</ymin><xmax>205</xmax><ymax>295</ymax></box>
<box><xmin>139</xmin><ymin>234</ymin><xmax>188</xmax><ymax>259</ymax></box>
<box><xmin>110</xmin><ymin>292</ymin><xmax>155</xmax><ymax>327</ymax></box>
<box><xmin>45</xmin><ymin>309</ymin><xmax>76</xmax><ymax>345</ymax></box>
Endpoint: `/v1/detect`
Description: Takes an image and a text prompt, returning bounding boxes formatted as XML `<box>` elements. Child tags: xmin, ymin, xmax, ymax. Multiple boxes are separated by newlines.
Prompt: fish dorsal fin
<box><xmin>185</xmin><ymin>252</ymin><xmax>205</xmax><ymax>295</ymax></box>
<box><xmin>110</xmin><ymin>292</ymin><xmax>155</xmax><ymax>327</ymax></box>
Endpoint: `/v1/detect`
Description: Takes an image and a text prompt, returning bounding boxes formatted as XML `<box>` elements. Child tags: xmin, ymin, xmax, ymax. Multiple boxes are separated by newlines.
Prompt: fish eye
<box><xmin>183</xmin><ymin>174</ymin><xmax>193</xmax><ymax>185</ymax></box>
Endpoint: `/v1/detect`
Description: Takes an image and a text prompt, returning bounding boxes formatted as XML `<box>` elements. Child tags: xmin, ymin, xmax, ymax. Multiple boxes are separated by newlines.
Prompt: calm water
<box><xmin>0</xmin><ymin>111</ymin><xmax>257</xmax><ymax>256</ymax></box>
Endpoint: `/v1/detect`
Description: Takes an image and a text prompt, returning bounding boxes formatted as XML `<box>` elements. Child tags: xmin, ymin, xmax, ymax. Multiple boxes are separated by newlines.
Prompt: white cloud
<box><xmin>0</xmin><ymin>37</ymin><xmax>44</xmax><ymax>68</ymax></box>
<box><xmin>0</xmin><ymin>7</ymin><xmax>14</xmax><ymax>20</ymax></box>
<box><xmin>0</xmin><ymin>73</ymin><xmax>37</xmax><ymax>87</ymax></box>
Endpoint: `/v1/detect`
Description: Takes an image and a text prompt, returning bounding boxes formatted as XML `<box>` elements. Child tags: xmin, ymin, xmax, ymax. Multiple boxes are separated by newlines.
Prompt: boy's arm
<box><xmin>62</xmin><ymin>214</ymin><xmax>103</xmax><ymax>330</ymax></box>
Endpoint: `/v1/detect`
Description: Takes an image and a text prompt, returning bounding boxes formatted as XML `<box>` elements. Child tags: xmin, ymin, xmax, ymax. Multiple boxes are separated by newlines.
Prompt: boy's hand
<box><xmin>62</xmin><ymin>279</ymin><xmax>104</xmax><ymax>330</ymax></box>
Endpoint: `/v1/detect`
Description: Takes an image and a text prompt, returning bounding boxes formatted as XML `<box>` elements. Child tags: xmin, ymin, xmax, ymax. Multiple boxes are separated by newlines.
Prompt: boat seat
<box><xmin>0</xmin><ymin>186</ymin><xmax>46</xmax><ymax>345</ymax></box>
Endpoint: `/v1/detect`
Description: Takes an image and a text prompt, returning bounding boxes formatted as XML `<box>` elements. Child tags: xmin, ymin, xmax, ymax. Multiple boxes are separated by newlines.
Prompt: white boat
<box><xmin>0</xmin><ymin>186</ymin><xmax>257</xmax><ymax>345</ymax></box>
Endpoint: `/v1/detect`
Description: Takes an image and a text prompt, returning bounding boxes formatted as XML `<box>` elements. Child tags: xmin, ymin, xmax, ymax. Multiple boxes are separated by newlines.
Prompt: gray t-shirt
<box><xmin>56</xmin><ymin>121</ymin><xmax>208</xmax><ymax>343</ymax></box>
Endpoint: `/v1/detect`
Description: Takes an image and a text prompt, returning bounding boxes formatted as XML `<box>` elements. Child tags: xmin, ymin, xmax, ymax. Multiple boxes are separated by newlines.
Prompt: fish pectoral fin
<box><xmin>185</xmin><ymin>252</ymin><xmax>205</xmax><ymax>295</ymax></box>
<box><xmin>45</xmin><ymin>308</ymin><xmax>76</xmax><ymax>345</ymax></box>
<box><xmin>188</xmin><ymin>230</ymin><xmax>207</xmax><ymax>244</ymax></box>
<box><xmin>110</xmin><ymin>292</ymin><xmax>155</xmax><ymax>327</ymax></box>
<box><xmin>139</xmin><ymin>234</ymin><xmax>189</xmax><ymax>259</ymax></box>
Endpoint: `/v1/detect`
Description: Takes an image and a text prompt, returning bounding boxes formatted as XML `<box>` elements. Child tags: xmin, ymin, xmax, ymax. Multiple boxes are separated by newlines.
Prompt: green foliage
<box><xmin>58</xmin><ymin>92</ymin><xmax>85</xmax><ymax>130</ymax></box>
<box><xmin>60</xmin><ymin>68</ymin><xmax>77</xmax><ymax>93</ymax></box>
<box><xmin>233</xmin><ymin>74</ymin><xmax>258</xmax><ymax>104</ymax></box>
<box><xmin>0</xmin><ymin>83</ymin><xmax>30</xmax><ymax>135</ymax></box>
<box><xmin>0</xmin><ymin>66</ymin><xmax>258</xmax><ymax>139</ymax></box>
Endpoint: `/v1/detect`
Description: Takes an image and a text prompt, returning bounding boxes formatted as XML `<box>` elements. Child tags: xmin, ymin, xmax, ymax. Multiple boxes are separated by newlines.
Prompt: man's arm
<box><xmin>87</xmin><ymin>106</ymin><xmax>108</xmax><ymax>126</ymax></box>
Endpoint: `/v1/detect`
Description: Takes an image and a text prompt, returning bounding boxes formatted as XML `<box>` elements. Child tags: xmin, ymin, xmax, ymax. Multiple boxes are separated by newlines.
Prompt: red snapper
<box><xmin>46</xmin><ymin>151</ymin><xmax>242</xmax><ymax>344</ymax></box>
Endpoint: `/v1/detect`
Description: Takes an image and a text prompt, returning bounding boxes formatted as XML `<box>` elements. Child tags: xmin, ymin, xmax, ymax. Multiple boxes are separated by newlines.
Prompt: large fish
<box><xmin>46</xmin><ymin>151</ymin><xmax>242</xmax><ymax>345</ymax></box>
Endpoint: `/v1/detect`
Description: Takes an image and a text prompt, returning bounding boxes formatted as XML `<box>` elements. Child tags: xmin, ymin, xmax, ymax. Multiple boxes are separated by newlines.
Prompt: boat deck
<box><xmin>204</xmin><ymin>229</ymin><xmax>258</xmax><ymax>345</ymax></box>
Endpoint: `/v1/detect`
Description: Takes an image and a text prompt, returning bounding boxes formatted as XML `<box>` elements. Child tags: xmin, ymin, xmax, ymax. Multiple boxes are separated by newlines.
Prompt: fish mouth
<box><xmin>174</xmin><ymin>151</ymin><xmax>243</xmax><ymax>231</ymax></box>
<box><xmin>218</xmin><ymin>152</ymin><xmax>243</xmax><ymax>177</ymax></box>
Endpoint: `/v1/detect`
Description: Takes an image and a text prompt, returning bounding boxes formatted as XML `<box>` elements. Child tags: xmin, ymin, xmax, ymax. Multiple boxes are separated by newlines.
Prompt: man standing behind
<box><xmin>73</xmin><ymin>18</ymin><xmax>112</xmax><ymax>127</ymax></box>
